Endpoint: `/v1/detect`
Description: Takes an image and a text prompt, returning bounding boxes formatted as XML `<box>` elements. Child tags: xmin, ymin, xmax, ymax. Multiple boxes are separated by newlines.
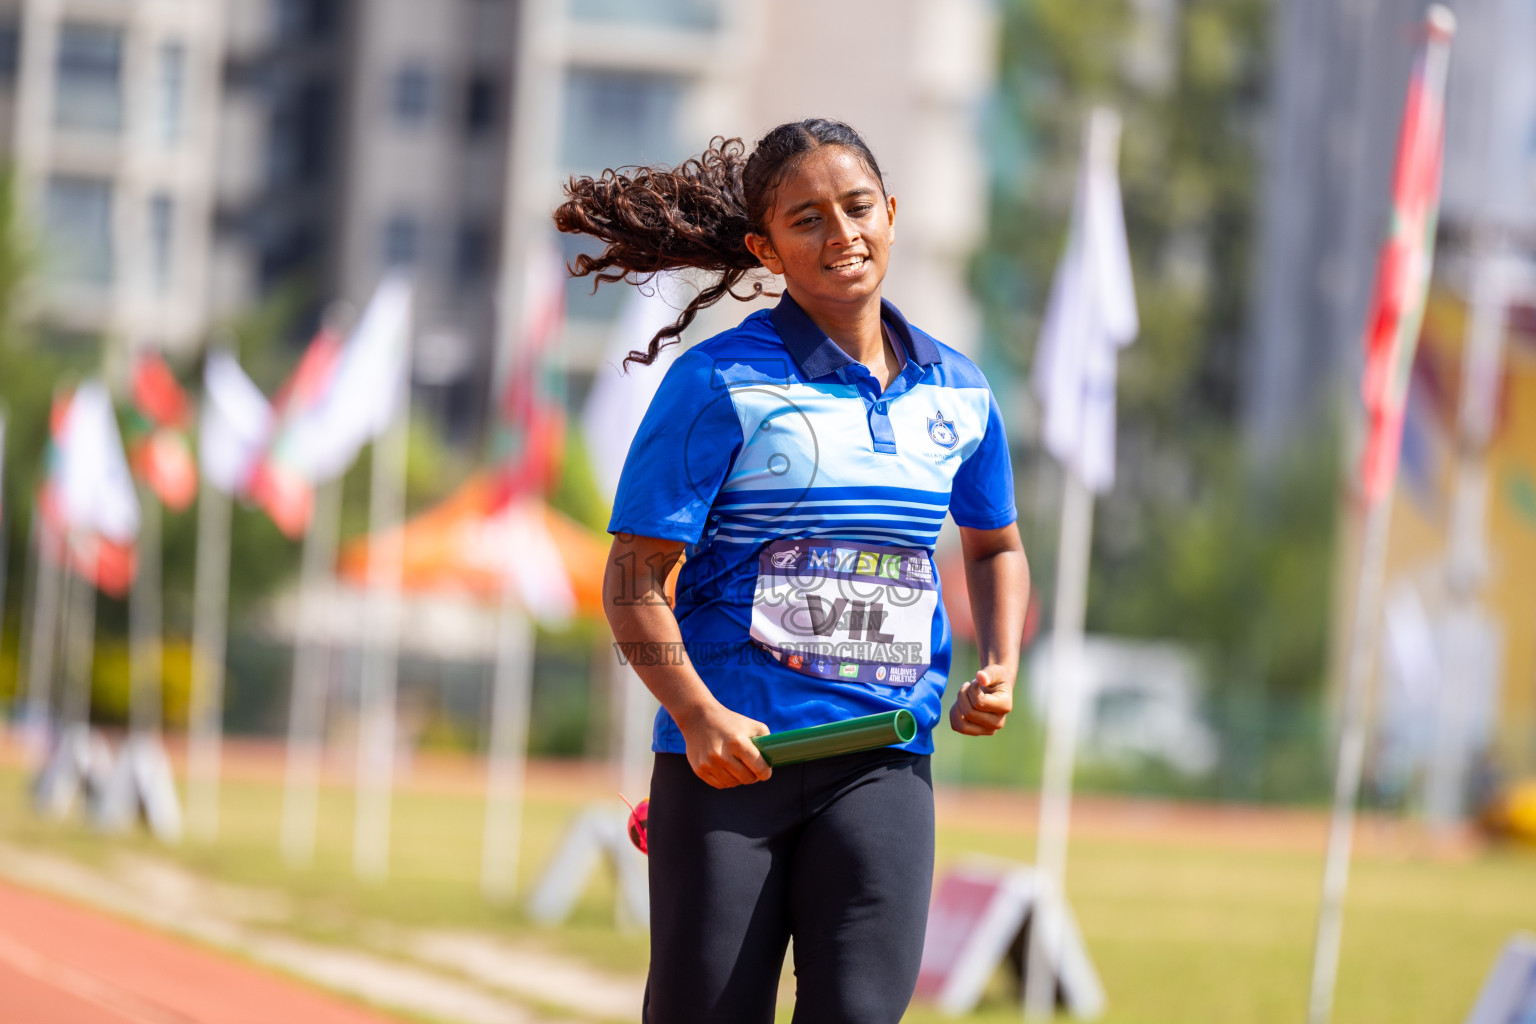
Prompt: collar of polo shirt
<box><xmin>768</xmin><ymin>293</ymin><xmax>943</xmax><ymax>381</ymax></box>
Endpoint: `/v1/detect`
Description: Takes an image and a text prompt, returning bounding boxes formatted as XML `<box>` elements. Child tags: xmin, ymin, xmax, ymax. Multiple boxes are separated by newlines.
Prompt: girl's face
<box><xmin>745</xmin><ymin>145</ymin><xmax>896</xmax><ymax>311</ymax></box>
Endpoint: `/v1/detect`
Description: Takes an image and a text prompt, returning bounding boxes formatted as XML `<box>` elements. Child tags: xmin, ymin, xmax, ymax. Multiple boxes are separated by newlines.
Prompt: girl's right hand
<box><xmin>678</xmin><ymin>703</ymin><xmax>773</xmax><ymax>789</ymax></box>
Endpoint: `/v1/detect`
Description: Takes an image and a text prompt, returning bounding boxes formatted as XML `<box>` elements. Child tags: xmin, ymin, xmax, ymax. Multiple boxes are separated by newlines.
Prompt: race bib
<box><xmin>750</xmin><ymin>538</ymin><xmax>936</xmax><ymax>687</ymax></box>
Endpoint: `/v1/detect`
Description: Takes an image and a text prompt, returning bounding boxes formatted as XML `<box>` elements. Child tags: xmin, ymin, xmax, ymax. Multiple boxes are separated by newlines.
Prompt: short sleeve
<box><xmin>608</xmin><ymin>350</ymin><xmax>744</xmax><ymax>543</ymax></box>
<box><xmin>949</xmin><ymin>390</ymin><xmax>1018</xmax><ymax>530</ymax></box>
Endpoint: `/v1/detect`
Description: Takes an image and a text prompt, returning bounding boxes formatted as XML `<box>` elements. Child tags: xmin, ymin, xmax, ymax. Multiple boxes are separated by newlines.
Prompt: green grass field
<box><xmin>1</xmin><ymin>761</ymin><xmax>1531</xmax><ymax>1024</ymax></box>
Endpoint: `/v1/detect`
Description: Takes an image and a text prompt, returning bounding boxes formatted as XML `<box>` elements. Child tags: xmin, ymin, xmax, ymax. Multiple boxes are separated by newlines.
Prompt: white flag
<box><xmin>200</xmin><ymin>351</ymin><xmax>274</xmax><ymax>494</ymax></box>
<box><xmin>58</xmin><ymin>381</ymin><xmax>139</xmax><ymax>542</ymax></box>
<box><xmin>284</xmin><ymin>274</ymin><xmax>414</xmax><ymax>483</ymax></box>
<box><xmin>1032</xmin><ymin>108</ymin><xmax>1139</xmax><ymax>493</ymax></box>
<box><xmin>581</xmin><ymin>272</ymin><xmax>687</xmax><ymax>501</ymax></box>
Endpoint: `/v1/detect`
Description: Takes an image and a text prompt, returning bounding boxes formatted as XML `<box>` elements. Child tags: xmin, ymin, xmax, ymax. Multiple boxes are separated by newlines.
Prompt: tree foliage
<box><xmin>979</xmin><ymin>0</ymin><xmax>1336</xmax><ymax>715</ymax></box>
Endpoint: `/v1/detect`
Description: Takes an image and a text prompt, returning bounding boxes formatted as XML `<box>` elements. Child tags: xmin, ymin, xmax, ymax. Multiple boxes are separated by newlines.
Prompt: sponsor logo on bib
<box><xmin>771</xmin><ymin>547</ymin><xmax>800</xmax><ymax>569</ymax></box>
<box><xmin>750</xmin><ymin>538</ymin><xmax>937</xmax><ymax>687</ymax></box>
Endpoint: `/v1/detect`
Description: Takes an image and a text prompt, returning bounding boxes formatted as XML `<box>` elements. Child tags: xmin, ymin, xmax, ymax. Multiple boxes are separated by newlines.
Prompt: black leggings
<box><xmin>643</xmin><ymin>748</ymin><xmax>935</xmax><ymax>1024</ymax></box>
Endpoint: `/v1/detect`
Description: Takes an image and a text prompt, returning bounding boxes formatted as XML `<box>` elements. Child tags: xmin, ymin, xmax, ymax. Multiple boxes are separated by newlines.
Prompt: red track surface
<box><xmin>0</xmin><ymin>881</ymin><xmax>405</xmax><ymax>1024</ymax></box>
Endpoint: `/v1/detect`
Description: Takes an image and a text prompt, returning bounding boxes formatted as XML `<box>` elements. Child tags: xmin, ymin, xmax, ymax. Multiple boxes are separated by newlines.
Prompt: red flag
<box><xmin>126</xmin><ymin>353</ymin><xmax>198</xmax><ymax>511</ymax></box>
<box><xmin>499</xmin><ymin>240</ymin><xmax>567</xmax><ymax>425</ymax></box>
<box><xmin>1358</xmin><ymin>13</ymin><xmax>1455</xmax><ymax>503</ymax></box>
<box><xmin>492</xmin><ymin>239</ymin><xmax>568</xmax><ymax>501</ymax></box>
<box><xmin>130</xmin><ymin>354</ymin><xmax>191</xmax><ymax>429</ymax></box>
<box><xmin>245</xmin><ymin>325</ymin><xmax>344</xmax><ymax>537</ymax></box>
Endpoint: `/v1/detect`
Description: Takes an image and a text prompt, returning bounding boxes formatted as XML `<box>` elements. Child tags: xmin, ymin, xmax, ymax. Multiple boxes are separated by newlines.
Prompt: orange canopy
<box><xmin>337</xmin><ymin>473</ymin><xmax>610</xmax><ymax>618</ymax></box>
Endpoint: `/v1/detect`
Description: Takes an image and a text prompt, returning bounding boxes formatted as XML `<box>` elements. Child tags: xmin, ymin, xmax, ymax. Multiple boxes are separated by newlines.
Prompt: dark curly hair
<box><xmin>553</xmin><ymin>119</ymin><xmax>885</xmax><ymax>367</ymax></box>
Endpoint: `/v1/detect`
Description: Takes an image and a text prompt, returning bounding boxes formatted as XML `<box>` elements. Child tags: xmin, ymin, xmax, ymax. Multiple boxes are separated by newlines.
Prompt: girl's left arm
<box><xmin>950</xmin><ymin>523</ymin><xmax>1030</xmax><ymax>736</ymax></box>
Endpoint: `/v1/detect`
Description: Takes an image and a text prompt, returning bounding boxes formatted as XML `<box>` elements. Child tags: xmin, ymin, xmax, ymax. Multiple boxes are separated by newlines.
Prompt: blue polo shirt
<box><xmin>609</xmin><ymin>293</ymin><xmax>1017</xmax><ymax>755</ymax></box>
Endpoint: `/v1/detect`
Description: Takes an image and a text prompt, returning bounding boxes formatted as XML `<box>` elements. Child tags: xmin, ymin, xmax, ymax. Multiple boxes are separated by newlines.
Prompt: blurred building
<box><xmin>0</xmin><ymin>0</ymin><xmax>995</xmax><ymax>424</ymax></box>
<box><xmin>215</xmin><ymin>0</ymin><xmax>517</xmax><ymax>428</ymax></box>
<box><xmin>1244</xmin><ymin>0</ymin><xmax>1536</xmax><ymax>461</ymax></box>
<box><xmin>0</xmin><ymin>0</ymin><xmax>230</xmax><ymax>354</ymax></box>
<box><xmin>533</xmin><ymin>0</ymin><xmax>996</xmax><ymax>390</ymax></box>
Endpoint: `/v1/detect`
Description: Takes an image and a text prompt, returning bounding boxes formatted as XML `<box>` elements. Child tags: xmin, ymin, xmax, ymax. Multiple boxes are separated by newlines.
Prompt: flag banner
<box><xmin>492</xmin><ymin>403</ymin><xmax>566</xmax><ymax>504</ymax></box>
<box><xmin>38</xmin><ymin>383</ymin><xmax>140</xmax><ymax>594</ymax></box>
<box><xmin>281</xmin><ymin>274</ymin><xmax>413</xmax><ymax>482</ymax></box>
<box><xmin>245</xmin><ymin>325</ymin><xmax>343</xmax><ymax>536</ymax></box>
<box><xmin>252</xmin><ymin>275</ymin><xmax>413</xmax><ymax>538</ymax></box>
<box><xmin>492</xmin><ymin>239</ymin><xmax>568</xmax><ymax>498</ymax></box>
<box><xmin>57</xmin><ymin>383</ymin><xmax>139</xmax><ymax>543</ymax></box>
<box><xmin>499</xmin><ymin>237</ymin><xmax>568</xmax><ymax>428</ymax></box>
<box><xmin>130</xmin><ymin>429</ymin><xmax>197</xmax><ymax>511</ymax></box>
<box><xmin>129</xmin><ymin>353</ymin><xmax>191</xmax><ymax>429</ymax></box>
<box><xmin>200</xmin><ymin>351</ymin><xmax>274</xmax><ymax>495</ymax></box>
<box><xmin>1032</xmin><ymin>109</ymin><xmax>1139</xmax><ymax>493</ymax></box>
<box><xmin>581</xmin><ymin>272</ymin><xmax>687</xmax><ymax>502</ymax></box>
<box><xmin>126</xmin><ymin>353</ymin><xmax>198</xmax><ymax>511</ymax></box>
<box><xmin>1358</xmin><ymin>18</ymin><xmax>1454</xmax><ymax>504</ymax></box>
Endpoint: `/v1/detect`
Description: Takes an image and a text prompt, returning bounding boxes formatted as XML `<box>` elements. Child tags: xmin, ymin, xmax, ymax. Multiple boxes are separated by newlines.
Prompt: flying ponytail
<box><xmin>552</xmin><ymin>119</ymin><xmax>886</xmax><ymax>367</ymax></box>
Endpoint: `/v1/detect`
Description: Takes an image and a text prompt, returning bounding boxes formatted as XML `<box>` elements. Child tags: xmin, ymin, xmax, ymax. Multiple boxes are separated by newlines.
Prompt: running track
<box><xmin>0</xmin><ymin>880</ymin><xmax>405</xmax><ymax>1024</ymax></box>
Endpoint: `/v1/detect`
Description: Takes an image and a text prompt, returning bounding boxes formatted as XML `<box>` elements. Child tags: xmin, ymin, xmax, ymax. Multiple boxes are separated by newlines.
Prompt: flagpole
<box><xmin>1426</xmin><ymin>249</ymin><xmax>1511</xmax><ymax>827</ymax></box>
<box><xmin>105</xmin><ymin>480</ymin><xmax>182</xmax><ymax>838</ymax></box>
<box><xmin>1306</xmin><ymin>489</ymin><xmax>1392</xmax><ymax>1024</ymax></box>
<box><xmin>187</xmin><ymin>477</ymin><xmax>233</xmax><ymax>841</ymax></box>
<box><xmin>1306</xmin><ymin>11</ymin><xmax>1455</xmax><ymax>1023</ymax></box>
<box><xmin>1023</xmin><ymin>104</ymin><xmax>1129</xmax><ymax>1020</ymax></box>
<box><xmin>478</xmin><ymin>0</ymin><xmax>565</xmax><ymax>905</ymax></box>
<box><xmin>61</xmin><ymin>541</ymin><xmax>97</xmax><ymax>738</ymax></box>
<box><xmin>280</xmin><ymin>475</ymin><xmax>344</xmax><ymax>867</ymax></box>
<box><xmin>128</xmin><ymin>484</ymin><xmax>163</xmax><ymax>741</ymax></box>
<box><xmin>11</xmin><ymin>498</ymin><xmax>39</xmax><ymax>754</ymax></box>
<box><xmin>1023</xmin><ymin>467</ymin><xmax>1094</xmax><ymax>1020</ymax></box>
<box><xmin>22</xmin><ymin>508</ymin><xmax>63</xmax><ymax>761</ymax></box>
<box><xmin>353</xmin><ymin>323</ymin><xmax>413</xmax><ymax>882</ymax></box>
<box><xmin>615</xmin><ymin>660</ymin><xmax>655</xmax><ymax>803</ymax></box>
<box><xmin>481</xmin><ymin>599</ymin><xmax>534</xmax><ymax>901</ymax></box>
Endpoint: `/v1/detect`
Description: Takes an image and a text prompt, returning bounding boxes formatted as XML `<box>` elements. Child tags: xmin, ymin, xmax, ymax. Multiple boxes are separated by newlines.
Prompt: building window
<box><xmin>0</xmin><ymin>22</ymin><xmax>20</xmax><ymax>80</ymax></box>
<box><xmin>454</xmin><ymin>222</ymin><xmax>494</xmax><ymax>283</ymax></box>
<box><xmin>562</xmin><ymin>68</ymin><xmax>686</xmax><ymax>175</ymax></box>
<box><xmin>392</xmin><ymin>66</ymin><xmax>432</xmax><ymax>124</ymax></box>
<box><xmin>278</xmin><ymin>0</ymin><xmax>338</xmax><ymax>41</ymax></box>
<box><xmin>157</xmin><ymin>42</ymin><xmax>187</xmax><ymax>146</ymax></box>
<box><xmin>569</xmin><ymin>0</ymin><xmax>718</xmax><ymax>29</ymax></box>
<box><xmin>149</xmin><ymin>194</ymin><xmax>174</xmax><ymax>294</ymax></box>
<box><xmin>55</xmin><ymin>23</ymin><xmax>124</xmax><ymax>133</ymax></box>
<box><xmin>464</xmin><ymin>72</ymin><xmax>498</xmax><ymax>137</ymax></box>
<box><xmin>268</xmin><ymin>79</ymin><xmax>333</xmax><ymax>187</ymax></box>
<box><xmin>45</xmin><ymin>176</ymin><xmax>114</xmax><ymax>286</ymax></box>
<box><xmin>383</xmin><ymin>215</ymin><xmax>420</xmax><ymax>267</ymax></box>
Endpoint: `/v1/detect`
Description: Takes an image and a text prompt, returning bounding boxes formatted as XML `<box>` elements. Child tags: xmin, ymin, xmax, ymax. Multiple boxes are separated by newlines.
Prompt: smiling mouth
<box><xmin>828</xmin><ymin>255</ymin><xmax>869</xmax><ymax>271</ymax></box>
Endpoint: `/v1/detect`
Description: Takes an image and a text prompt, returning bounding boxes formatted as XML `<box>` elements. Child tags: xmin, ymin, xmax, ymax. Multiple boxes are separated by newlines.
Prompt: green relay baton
<box><xmin>751</xmin><ymin>709</ymin><xmax>918</xmax><ymax>767</ymax></box>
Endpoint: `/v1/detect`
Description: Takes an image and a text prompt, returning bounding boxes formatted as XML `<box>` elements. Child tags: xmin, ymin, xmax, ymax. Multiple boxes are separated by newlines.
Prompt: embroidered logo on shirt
<box><xmin>928</xmin><ymin>411</ymin><xmax>958</xmax><ymax>450</ymax></box>
<box><xmin>770</xmin><ymin>547</ymin><xmax>800</xmax><ymax>569</ymax></box>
